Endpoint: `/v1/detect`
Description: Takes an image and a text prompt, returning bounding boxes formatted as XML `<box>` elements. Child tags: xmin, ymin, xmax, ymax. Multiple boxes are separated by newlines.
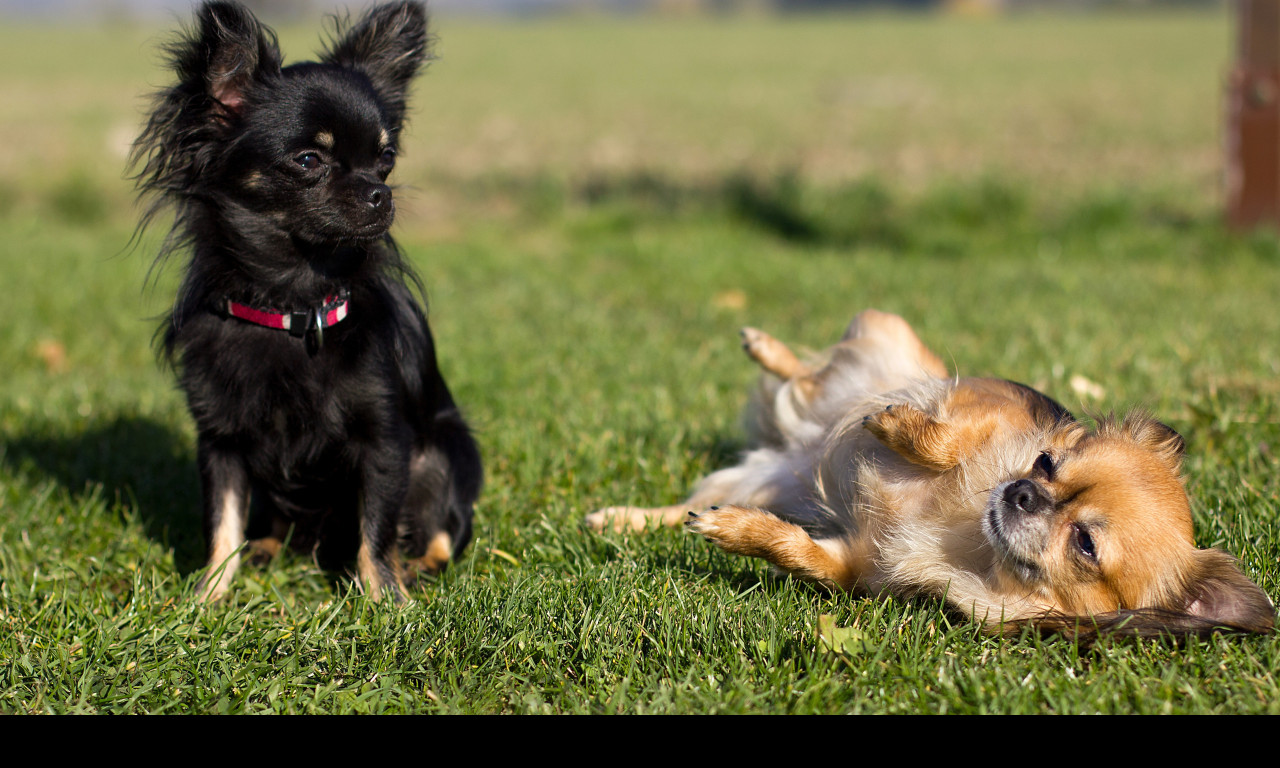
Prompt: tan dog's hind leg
<box><xmin>741</xmin><ymin>327</ymin><xmax>813</xmax><ymax>379</ymax></box>
<box><xmin>686</xmin><ymin>505</ymin><xmax>857</xmax><ymax>589</ymax></box>
<box><xmin>842</xmin><ymin>309</ymin><xmax>948</xmax><ymax>379</ymax></box>
<box><xmin>741</xmin><ymin>326</ymin><xmax>829</xmax><ymax>402</ymax></box>
<box><xmin>585</xmin><ymin>504</ymin><xmax>693</xmax><ymax>533</ymax></box>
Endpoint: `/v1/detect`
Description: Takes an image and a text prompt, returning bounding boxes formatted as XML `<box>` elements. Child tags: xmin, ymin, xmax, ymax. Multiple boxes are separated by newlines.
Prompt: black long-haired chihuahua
<box><xmin>130</xmin><ymin>1</ymin><xmax>481</xmax><ymax>601</ymax></box>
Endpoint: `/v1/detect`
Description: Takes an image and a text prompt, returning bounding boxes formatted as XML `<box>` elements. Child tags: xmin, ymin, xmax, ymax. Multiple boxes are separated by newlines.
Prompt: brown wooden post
<box><xmin>1227</xmin><ymin>0</ymin><xmax>1280</xmax><ymax>229</ymax></box>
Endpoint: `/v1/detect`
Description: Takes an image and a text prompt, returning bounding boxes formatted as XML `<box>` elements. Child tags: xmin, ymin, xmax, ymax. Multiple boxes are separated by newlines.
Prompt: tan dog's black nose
<box><xmin>1004</xmin><ymin>479</ymin><xmax>1049</xmax><ymax>514</ymax></box>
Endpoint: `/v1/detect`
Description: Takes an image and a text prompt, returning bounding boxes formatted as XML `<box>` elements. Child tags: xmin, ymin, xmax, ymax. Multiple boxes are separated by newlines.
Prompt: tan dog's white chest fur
<box><xmin>588</xmin><ymin>310</ymin><xmax>1274</xmax><ymax>639</ymax></box>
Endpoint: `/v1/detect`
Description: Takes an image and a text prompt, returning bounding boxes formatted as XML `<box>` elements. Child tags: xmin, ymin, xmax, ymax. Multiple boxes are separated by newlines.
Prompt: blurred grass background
<box><xmin>2</xmin><ymin>5</ymin><xmax>1280</xmax><ymax>713</ymax></box>
<box><xmin>0</xmin><ymin>12</ymin><xmax>1235</xmax><ymax>226</ymax></box>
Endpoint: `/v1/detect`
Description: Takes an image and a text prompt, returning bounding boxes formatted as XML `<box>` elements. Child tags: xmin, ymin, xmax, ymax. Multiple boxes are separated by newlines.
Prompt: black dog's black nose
<box><xmin>1003</xmin><ymin>479</ymin><xmax>1048</xmax><ymax>514</ymax></box>
<box><xmin>365</xmin><ymin>184</ymin><xmax>391</xmax><ymax>212</ymax></box>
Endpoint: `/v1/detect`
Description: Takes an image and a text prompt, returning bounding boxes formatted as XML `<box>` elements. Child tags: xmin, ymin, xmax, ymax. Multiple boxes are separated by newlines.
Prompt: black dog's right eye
<box><xmin>295</xmin><ymin>152</ymin><xmax>322</xmax><ymax>170</ymax></box>
<box><xmin>1032</xmin><ymin>452</ymin><xmax>1055</xmax><ymax>480</ymax></box>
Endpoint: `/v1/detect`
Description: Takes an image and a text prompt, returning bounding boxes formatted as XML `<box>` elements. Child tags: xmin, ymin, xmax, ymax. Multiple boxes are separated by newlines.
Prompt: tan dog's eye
<box><xmin>1032</xmin><ymin>452</ymin><xmax>1055</xmax><ymax>481</ymax></box>
<box><xmin>1073</xmin><ymin>524</ymin><xmax>1096</xmax><ymax>560</ymax></box>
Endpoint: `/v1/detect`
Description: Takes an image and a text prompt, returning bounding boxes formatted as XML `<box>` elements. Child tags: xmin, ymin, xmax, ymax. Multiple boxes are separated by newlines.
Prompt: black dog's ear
<box><xmin>130</xmin><ymin>1</ymin><xmax>281</xmax><ymax>202</ymax></box>
<box><xmin>321</xmin><ymin>1</ymin><xmax>431</xmax><ymax>123</ymax></box>
<box><xmin>192</xmin><ymin>1</ymin><xmax>283</xmax><ymax>117</ymax></box>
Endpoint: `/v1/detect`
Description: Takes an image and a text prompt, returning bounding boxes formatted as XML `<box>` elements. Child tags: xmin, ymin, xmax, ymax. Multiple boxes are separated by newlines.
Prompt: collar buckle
<box><xmin>289</xmin><ymin>311</ymin><xmax>309</xmax><ymax>338</ymax></box>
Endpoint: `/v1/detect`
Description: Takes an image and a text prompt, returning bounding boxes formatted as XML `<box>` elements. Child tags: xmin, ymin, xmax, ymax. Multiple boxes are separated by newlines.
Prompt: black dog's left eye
<box><xmin>379</xmin><ymin>147</ymin><xmax>397</xmax><ymax>167</ymax></box>
<box><xmin>295</xmin><ymin>152</ymin><xmax>323</xmax><ymax>170</ymax></box>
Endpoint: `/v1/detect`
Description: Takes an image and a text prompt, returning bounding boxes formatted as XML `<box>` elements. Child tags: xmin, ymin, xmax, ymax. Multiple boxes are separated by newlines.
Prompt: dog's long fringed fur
<box><xmin>588</xmin><ymin>310</ymin><xmax>1274</xmax><ymax>640</ymax></box>
<box><xmin>131</xmin><ymin>1</ymin><xmax>480</xmax><ymax>601</ymax></box>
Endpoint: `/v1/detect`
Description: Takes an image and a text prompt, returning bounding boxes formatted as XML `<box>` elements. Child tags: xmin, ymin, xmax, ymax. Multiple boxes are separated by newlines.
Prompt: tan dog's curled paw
<box><xmin>862</xmin><ymin>403</ymin><xmax>959</xmax><ymax>471</ymax></box>
<box><xmin>862</xmin><ymin>403</ymin><xmax>928</xmax><ymax>442</ymax></box>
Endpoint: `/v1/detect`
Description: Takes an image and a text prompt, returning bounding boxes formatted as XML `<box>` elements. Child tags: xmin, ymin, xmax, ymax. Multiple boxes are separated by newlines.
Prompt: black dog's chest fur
<box><xmin>184</xmin><ymin>323</ymin><xmax>380</xmax><ymax>491</ymax></box>
<box><xmin>178</xmin><ymin>277</ymin><xmax>428</xmax><ymax>513</ymax></box>
<box><xmin>183</xmin><ymin>304</ymin><xmax>388</xmax><ymax>442</ymax></box>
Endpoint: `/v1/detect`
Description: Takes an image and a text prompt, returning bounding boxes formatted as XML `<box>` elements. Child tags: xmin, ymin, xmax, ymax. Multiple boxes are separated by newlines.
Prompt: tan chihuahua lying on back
<box><xmin>588</xmin><ymin>310</ymin><xmax>1273</xmax><ymax>638</ymax></box>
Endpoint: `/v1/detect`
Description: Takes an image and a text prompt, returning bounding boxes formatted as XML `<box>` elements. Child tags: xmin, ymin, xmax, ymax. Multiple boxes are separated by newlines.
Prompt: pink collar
<box><xmin>224</xmin><ymin>290</ymin><xmax>350</xmax><ymax>346</ymax></box>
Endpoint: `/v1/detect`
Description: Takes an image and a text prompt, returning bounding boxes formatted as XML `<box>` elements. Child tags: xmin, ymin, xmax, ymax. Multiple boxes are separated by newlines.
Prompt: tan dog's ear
<box><xmin>1117</xmin><ymin>414</ymin><xmax>1186</xmax><ymax>473</ymax></box>
<box><xmin>1179</xmin><ymin>549</ymin><xmax>1274</xmax><ymax>633</ymax></box>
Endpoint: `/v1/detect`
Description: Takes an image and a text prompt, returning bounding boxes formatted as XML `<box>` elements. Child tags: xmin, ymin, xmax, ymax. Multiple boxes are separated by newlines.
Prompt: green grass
<box><xmin>3</xmin><ymin>8</ymin><xmax>1280</xmax><ymax>714</ymax></box>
